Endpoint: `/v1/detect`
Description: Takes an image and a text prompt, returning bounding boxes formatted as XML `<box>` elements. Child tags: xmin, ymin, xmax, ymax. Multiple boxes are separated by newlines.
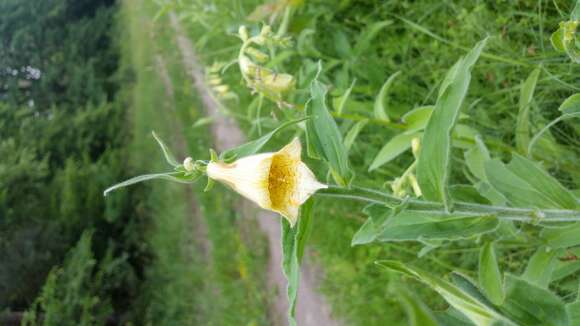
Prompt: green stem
<box><xmin>331</xmin><ymin>112</ymin><xmax>407</xmax><ymax>130</ymax></box>
<box><xmin>316</xmin><ymin>185</ymin><xmax>580</xmax><ymax>223</ymax></box>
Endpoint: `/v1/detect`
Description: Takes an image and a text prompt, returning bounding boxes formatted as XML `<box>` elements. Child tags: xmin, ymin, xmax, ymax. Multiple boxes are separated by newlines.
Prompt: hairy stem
<box><xmin>316</xmin><ymin>185</ymin><xmax>580</xmax><ymax>223</ymax></box>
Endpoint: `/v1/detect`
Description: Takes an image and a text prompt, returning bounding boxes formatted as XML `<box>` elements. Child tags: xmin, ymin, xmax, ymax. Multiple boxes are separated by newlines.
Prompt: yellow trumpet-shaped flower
<box><xmin>206</xmin><ymin>138</ymin><xmax>326</xmax><ymax>226</ymax></box>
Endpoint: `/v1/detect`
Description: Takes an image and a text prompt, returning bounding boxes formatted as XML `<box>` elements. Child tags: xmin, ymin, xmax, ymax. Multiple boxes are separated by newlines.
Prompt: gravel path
<box><xmin>168</xmin><ymin>12</ymin><xmax>340</xmax><ymax>326</ymax></box>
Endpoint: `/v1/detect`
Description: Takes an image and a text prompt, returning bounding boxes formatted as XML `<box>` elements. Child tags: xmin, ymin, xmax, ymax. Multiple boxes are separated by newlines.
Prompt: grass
<box><xmin>118</xmin><ymin>0</ymin><xmax>270</xmax><ymax>324</ymax></box>
<box><xmin>166</xmin><ymin>0</ymin><xmax>579</xmax><ymax>325</ymax></box>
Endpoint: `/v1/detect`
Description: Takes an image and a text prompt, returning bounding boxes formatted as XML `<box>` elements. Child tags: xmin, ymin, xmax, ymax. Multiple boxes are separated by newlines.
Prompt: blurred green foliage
<box><xmin>0</xmin><ymin>0</ymin><xmax>147</xmax><ymax>323</ymax></box>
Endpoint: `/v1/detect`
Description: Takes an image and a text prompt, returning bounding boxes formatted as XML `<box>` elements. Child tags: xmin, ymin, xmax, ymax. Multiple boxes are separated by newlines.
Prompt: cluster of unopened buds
<box><xmin>552</xmin><ymin>18</ymin><xmax>580</xmax><ymax>63</ymax></box>
<box><xmin>560</xmin><ymin>20</ymin><xmax>579</xmax><ymax>43</ymax></box>
<box><xmin>238</xmin><ymin>25</ymin><xmax>296</xmax><ymax>107</ymax></box>
<box><xmin>390</xmin><ymin>137</ymin><xmax>422</xmax><ymax>198</ymax></box>
<box><xmin>206</xmin><ymin>62</ymin><xmax>237</xmax><ymax>101</ymax></box>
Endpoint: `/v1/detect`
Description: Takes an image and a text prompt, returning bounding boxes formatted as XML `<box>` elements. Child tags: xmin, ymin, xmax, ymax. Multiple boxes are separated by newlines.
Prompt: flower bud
<box><xmin>245</xmin><ymin>47</ymin><xmax>270</xmax><ymax>63</ymax></box>
<box><xmin>183</xmin><ymin>157</ymin><xmax>195</xmax><ymax>172</ymax></box>
<box><xmin>411</xmin><ymin>137</ymin><xmax>421</xmax><ymax>158</ymax></box>
<box><xmin>238</xmin><ymin>25</ymin><xmax>249</xmax><ymax>42</ymax></box>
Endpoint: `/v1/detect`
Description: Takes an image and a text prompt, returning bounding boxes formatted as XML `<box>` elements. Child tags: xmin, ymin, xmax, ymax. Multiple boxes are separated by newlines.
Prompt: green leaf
<box><xmin>452</xmin><ymin>124</ymin><xmax>478</xmax><ymax>149</ymax></box>
<box><xmin>402</xmin><ymin>106</ymin><xmax>434</xmax><ymax>133</ymax></box>
<box><xmin>351</xmin><ymin>204</ymin><xmax>391</xmax><ymax>246</ymax></box>
<box><xmin>500</xmin><ymin>274</ymin><xmax>568</xmax><ymax>326</ymax></box>
<box><xmin>516</xmin><ymin>67</ymin><xmax>541</xmax><ymax>155</ymax></box>
<box><xmin>522</xmin><ymin>246</ymin><xmax>562</xmax><ymax>288</ymax></box>
<box><xmin>474</xmin><ymin>181</ymin><xmax>508</xmax><ymax>207</ymax></box>
<box><xmin>333</xmin><ymin>30</ymin><xmax>352</xmax><ymax>59</ymax></box>
<box><xmin>376</xmin><ymin>210</ymin><xmax>499</xmax><ymax>242</ymax></box>
<box><xmin>192</xmin><ymin>116</ymin><xmax>214</xmax><ymax>128</ymax></box>
<box><xmin>281</xmin><ymin>199</ymin><xmax>314</xmax><ymax>326</ymax></box>
<box><xmin>528</xmin><ymin>112</ymin><xmax>580</xmax><ymax>155</ymax></box>
<box><xmin>353</xmin><ymin>20</ymin><xmax>392</xmax><ymax>57</ymax></box>
<box><xmin>485</xmin><ymin>155</ymin><xmax>577</xmax><ymax>209</ymax></box>
<box><xmin>558</xmin><ymin>93</ymin><xmax>580</xmax><ymax>115</ymax></box>
<box><xmin>551</xmin><ymin>28</ymin><xmax>566</xmax><ymax>52</ymax></box>
<box><xmin>507</xmin><ymin>154</ymin><xmax>577</xmax><ymax>209</ymax></box>
<box><xmin>374</xmin><ymin>71</ymin><xmax>401</xmax><ymax>122</ymax></box>
<box><xmin>220</xmin><ymin>117</ymin><xmax>307</xmax><ymax>161</ymax></box>
<box><xmin>541</xmin><ymin>223</ymin><xmax>580</xmax><ymax>249</ymax></box>
<box><xmin>450</xmin><ymin>273</ymin><xmax>496</xmax><ymax>309</ymax></box>
<box><xmin>152</xmin><ymin>131</ymin><xmax>179</xmax><ymax>167</ymax></box>
<box><xmin>567</xmin><ymin>301</ymin><xmax>580</xmax><ymax>326</ymax></box>
<box><xmin>572</xmin><ymin>0</ymin><xmax>580</xmax><ymax>20</ymax></box>
<box><xmin>449</xmin><ymin>185</ymin><xmax>491</xmax><ymax>205</ymax></box>
<box><xmin>334</xmin><ymin>79</ymin><xmax>356</xmax><ymax>116</ymax></box>
<box><xmin>417</xmin><ymin>39</ymin><xmax>487</xmax><ymax>209</ymax></box>
<box><xmin>103</xmin><ymin>171</ymin><xmax>199</xmax><ymax>196</ymax></box>
<box><xmin>344</xmin><ymin>119</ymin><xmax>368</xmax><ymax>152</ymax></box>
<box><xmin>395</xmin><ymin>285</ymin><xmax>439</xmax><ymax>326</ymax></box>
<box><xmin>464</xmin><ymin>136</ymin><xmax>491</xmax><ymax>182</ymax></box>
<box><xmin>464</xmin><ymin>139</ymin><xmax>508</xmax><ymax>206</ymax></box>
<box><xmin>435</xmin><ymin>308</ymin><xmax>476</xmax><ymax>326</ymax></box>
<box><xmin>551</xmin><ymin>248</ymin><xmax>580</xmax><ymax>281</ymax></box>
<box><xmin>306</xmin><ymin>64</ymin><xmax>354</xmax><ymax>186</ymax></box>
<box><xmin>479</xmin><ymin>242</ymin><xmax>504</xmax><ymax>305</ymax></box>
<box><xmin>369</xmin><ymin>131</ymin><xmax>420</xmax><ymax>171</ymax></box>
<box><xmin>377</xmin><ymin>260</ymin><xmax>509</xmax><ymax>326</ymax></box>
<box><xmin>351</xmin><ymin>218</ymin><xmax>378</xmax><ymax>246</ymax></box>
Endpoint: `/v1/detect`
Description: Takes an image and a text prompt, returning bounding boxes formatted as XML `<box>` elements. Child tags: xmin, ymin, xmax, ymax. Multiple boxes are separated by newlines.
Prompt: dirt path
<box><xmin>168</xmin><ymin>12</ymin><xmax>339</xmax><ymax>326</ymax></box>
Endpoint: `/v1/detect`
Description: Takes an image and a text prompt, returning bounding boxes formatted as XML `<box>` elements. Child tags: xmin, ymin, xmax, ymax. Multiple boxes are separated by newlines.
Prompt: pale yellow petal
<box><xmin>207</xmin><ymin>153</ymin><xmax>273</xmax><ymax>209</ymax></box>
<box><xmin>295</xmin><ymin>162</ymin><xmax>327</xmax><ymax>205</ymax></box>
<box><xmin>277</xmin><ymin>204</ymin><xmax>299</xmax><ymax>227</ymax></box>
<box><xmin>277</xmin><ymin>137</ymin><xmax>301</xmax><ymax>161</ymax></box>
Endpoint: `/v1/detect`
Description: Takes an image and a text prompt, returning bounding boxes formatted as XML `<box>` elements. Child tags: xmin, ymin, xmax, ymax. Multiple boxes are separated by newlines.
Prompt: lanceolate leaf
<box><xmin>103</xmin><ymin>171</ymin><xmax>200</xmax><ymax>196</ymax></box>
<box><xmin>572</xmin><ymin>0</ymin><xmax>580</xmax><ymax>20</ymax></box>
<box><xmin>464</xmin><ymin>136</ymin><xmax>491</xmax><ymax>182</ymax></box>
<box><xmin>558</xmin><ymin>93</ymin><xmax>580</xmax><ymax>115</ymax></box>
<box><xmin>479</xmin><ymin>242</ymin><xmax>504</xmax><ymax>305</ymax></box>
<box><xmin>485</xmin><ymin>155</ymin><xmax>577</xmax><ymax>209</ymax></box>
<box><xmin>335</xmin><ymin>79</ymin><xmax>356</xmax><ymax>116</ymax></box>
<box><xmin>395</xmin><ymin>285</ymin><xmax>439</xmax><ymax>326</ymax></box>
<box><xmin>500</xmin><ymin>274</ymin><xmax>568</xmax><ymax>326</ymax></box>
<box><xmin>351</xmin><ymin>204</ymin><xmax>391</xmax><ymax>246</ymax></box>
<box><xmin>528</xmin><ymin>112</ymin><xmax>580</xmax><ymax>155</ymax></box>
<box><xmin>417</xmin><ymin>39</ymin><xmax>487</xmax><ymax>209</ymax></box>
<box><xmin>353</xmin><ymin>20</ymin><xmax>393</xmax><ymax>57</ymax></box>
<box><xmin>220</xmin><ymin>117</ymin><xmax>307</xmax><ymax>161</ymax></box>
<box><xmin>374</xmin><ymin>71</ymin><xmax>401</xmax><ymax>121</ymax></box>
<box><xmin>351</xmin><ymin>217</ymin><xmax>378</xmax><ymax>246</ymax></box>
<box><xmin>541</xmin><ymin>223</ymin><xmax>580</xmax><ymax>249</ymax></box>
<box><xmin>522</xmin><ymin>246</ymin><xmax>562</xmax><ymax>288</ymax></box>
<box><xmin>376</xmin><ymin>210</ymin><xmax>498</xmax><ymax>242</ymax></box>
<box><xmin>451</xmin><ymin>273</ymin><xmax>494</xmax><ymax>308</ymax></box>
<box><xmin>377</xmin><ymin>261</ymin><xmax>510</xmax><ymax>326</ymax></box>
<box><xmin>152</xmin><ymin>131</ymin><xmax>180</xmax><ymax>167</ymax></box>
<box><xmin>464</xmin><ymin>138</ymin><xmax>508</xmax><ymax>206</ymax></box>
<box><xmin>567</xmin><ymin>301</ymin><xmax>580</xmax><ymax>326</ymax></box>
<box><xmin>507</xmin><ymin>154</ymin><xmax>577</xmax><ymax>209</ymax></box>
<box><xmin>344</xmin><ymin>119</ymin><xmax>368</xmax><ymax>152</ymax></box>
<box><xmin>369</xmin><ymin>131</ymin><xmax>420</xmax><ymax>171</ymax></box>
<box><xmin>515</xmin><ymin>67</ymin><xmax>541</xmax><ymax>155</ymax></box>
<box><xmin>306</xmin><ymin>65</ymin><xmax>354</xmax><ymax>186</ymax></box>
<box><xmin>551</xmin><ymin>248</ymin><xmax>580</xmax><ymax>281</ymax></box>
<box><xmin>402</xmin><ymin>106</ymin><xmax>434</xmax><ymax>133</ymax></box>
<box><xmin>281</xmin><ymin>199</ymin><xmax>314</xmax><ymax>326</ymax></box>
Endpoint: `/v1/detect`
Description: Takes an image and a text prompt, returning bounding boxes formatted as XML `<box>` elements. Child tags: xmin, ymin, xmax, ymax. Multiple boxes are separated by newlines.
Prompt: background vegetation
<box><xmin>1</xmin><ymin>0</ymin><xmax>578</xmax><ymax>325</ymax></box>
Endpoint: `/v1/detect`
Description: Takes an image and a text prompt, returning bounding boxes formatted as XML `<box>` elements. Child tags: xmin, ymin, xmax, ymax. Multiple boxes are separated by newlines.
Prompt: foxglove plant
<box><xmin>107</xmin><ymin>29</ymin><xmax>580</xmax><ymax>325</ymax></box>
